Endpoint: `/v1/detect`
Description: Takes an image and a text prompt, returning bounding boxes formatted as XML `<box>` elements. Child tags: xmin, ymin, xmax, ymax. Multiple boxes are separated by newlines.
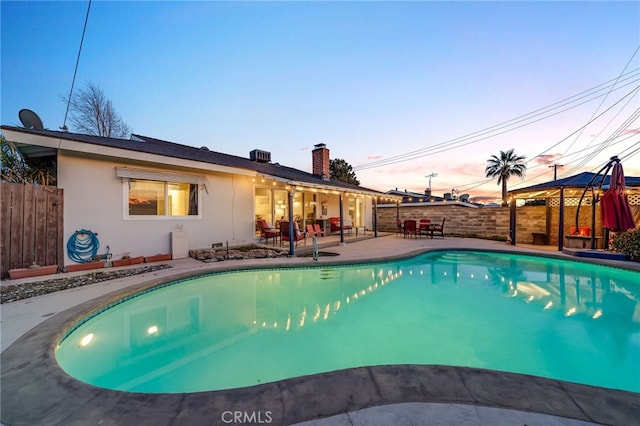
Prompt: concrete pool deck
<box><xmin>1</xmin><ymin>236</ymin><xmax>639</xmax><ymax>425</ymax></box>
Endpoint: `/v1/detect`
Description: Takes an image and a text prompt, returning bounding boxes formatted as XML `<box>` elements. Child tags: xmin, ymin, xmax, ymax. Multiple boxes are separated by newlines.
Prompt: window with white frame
<box><xmin>128</xmin><ymin>179</ymin><xmax>199</xmax><ymax>217</ymax></box>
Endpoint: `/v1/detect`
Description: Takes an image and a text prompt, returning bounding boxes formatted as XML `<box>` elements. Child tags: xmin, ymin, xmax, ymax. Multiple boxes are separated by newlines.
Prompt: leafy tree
<box><xmin>330</xmin><ymin>158</ymin><xmax>360</xmax><ymax>185</ymax></box>
<box><xmin>0</xmin><ymin>133</ymin><xmax>56</xmax><ymax>185</ymax></box>
<box><xmin>485</xmin><ymin>148</ymin><xmax>526</xmax><ymax>206</ymax></box>
<box><xmin>66</xmin><ymin>81</ymin><xmax>131</xmax><ymax>138</ymax></box>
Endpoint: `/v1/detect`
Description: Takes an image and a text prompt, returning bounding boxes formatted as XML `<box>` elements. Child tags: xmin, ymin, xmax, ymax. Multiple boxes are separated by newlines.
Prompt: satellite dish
<box><xmin>19</xmin><ymin>109</ymin><xmax>44</xmax><ymax>130</ymax></box>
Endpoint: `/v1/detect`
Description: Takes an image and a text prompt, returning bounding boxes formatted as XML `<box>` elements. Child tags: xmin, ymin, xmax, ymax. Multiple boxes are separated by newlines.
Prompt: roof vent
<box><xmin>200</xmin><ymin>146</ymin><xmax>210</xmax><ymax>151</ymax></box>
<box><xmin>250</xmin><ymin>149</ymin><xmax>271</xmax><ymax>163</ymax></box>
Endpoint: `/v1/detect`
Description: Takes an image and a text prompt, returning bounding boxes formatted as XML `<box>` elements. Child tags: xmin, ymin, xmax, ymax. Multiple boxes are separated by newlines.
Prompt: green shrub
<box><xmin>610</xmin><ymin>229</ymin><xmax>640</xmax><ymax>261</ymax></box>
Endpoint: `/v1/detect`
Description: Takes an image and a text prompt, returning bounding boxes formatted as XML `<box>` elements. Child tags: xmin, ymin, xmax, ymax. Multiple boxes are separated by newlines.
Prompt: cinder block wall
<box><xmin>516</xmin><ymin>205</ymin><xmax>547</xmax><ymax>243</ymax></box>
<box><xmin>376</xmin><ymin>204</ymin><xmax>547</xmax><ymax>244</ymax></box>
<box><xmin>548</xmin><ymin>205</ymin><xmax>602</xmax><ymax>247</ymax></box>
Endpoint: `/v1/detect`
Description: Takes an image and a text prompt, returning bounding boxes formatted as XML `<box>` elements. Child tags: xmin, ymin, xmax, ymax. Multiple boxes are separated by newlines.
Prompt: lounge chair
<box><xmin>403</xmin><ymin>219</ymin><xmax>418</xmax><ymax>238</ymax></box>
<box><xmin>429</xmin><ymin>218</ymin><xmax>445</xmax><ymax>239</ymax></box>
<box><xmin>280</xmin><ymin>221</ymin><xmax>306</xmax><ymax>246</ymax></box>
<box><xmin>257</xmin><ymin>219</ymin><xmax>279</xmax><ymax>245</ymax></box>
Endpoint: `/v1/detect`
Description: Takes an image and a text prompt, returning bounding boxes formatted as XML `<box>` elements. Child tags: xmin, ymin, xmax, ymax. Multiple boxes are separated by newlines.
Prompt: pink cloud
<box><xmin>448</xmin><ymin>162</ymin><xmax>484</xmax><ymax>176</ymax></box>
<box><xmin>532</xmin><ymin>153</ymin><xmax>562</xmax><ymax>166</ymax></box>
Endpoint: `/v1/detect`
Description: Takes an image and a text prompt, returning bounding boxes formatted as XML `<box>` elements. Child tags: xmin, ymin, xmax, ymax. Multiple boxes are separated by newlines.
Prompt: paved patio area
<box><xmin>2</xmin><ymin>235</ymin><xmax>639</xmax><ymax>425</ymax></box>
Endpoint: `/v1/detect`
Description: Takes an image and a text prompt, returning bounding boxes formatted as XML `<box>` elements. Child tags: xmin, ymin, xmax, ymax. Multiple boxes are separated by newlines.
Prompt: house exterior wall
<box><xmin>58</xmin><ymin>153</ymin><xmax>256</xmax><ymax>265</ymax></box>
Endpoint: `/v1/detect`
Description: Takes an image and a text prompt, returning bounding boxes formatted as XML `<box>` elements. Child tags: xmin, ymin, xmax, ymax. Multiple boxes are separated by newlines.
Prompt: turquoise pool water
<box><xmin>55</xmin><ymin>251</ymin><xmax>640</xmax><ymax>394</ymax></box>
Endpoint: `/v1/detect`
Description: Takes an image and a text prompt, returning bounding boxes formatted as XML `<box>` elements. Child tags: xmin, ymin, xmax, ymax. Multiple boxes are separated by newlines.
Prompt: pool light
<box><xmin>79</xmin><ymin>333</ymin><xmax>94</xmax><ymax>347</ymax></box>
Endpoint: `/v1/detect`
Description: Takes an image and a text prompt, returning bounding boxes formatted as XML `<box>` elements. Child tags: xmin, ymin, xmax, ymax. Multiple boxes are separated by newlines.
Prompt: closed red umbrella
<box><xmin>600</xmin><ymin>162</ymin><xmax>636</xmax><ymax>232</ymax></box>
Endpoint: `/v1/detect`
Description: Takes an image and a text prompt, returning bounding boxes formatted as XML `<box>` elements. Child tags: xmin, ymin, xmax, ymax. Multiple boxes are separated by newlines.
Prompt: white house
<box><xmin>1</xmin><ymin>125</ymin><xmax>398</xmax><ymax>265</ymax></box>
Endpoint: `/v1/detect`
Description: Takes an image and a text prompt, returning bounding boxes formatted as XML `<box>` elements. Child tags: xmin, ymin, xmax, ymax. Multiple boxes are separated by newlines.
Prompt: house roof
<box><xmin>1</xmin><ymin>125</ymin><xmax>396</xmax><ymax>198</ymax></box>
<box><xmin>386</xmin><ymin>189</ymin><xmax>444</xmax><ymax>202</ymax></box>
<box><xmin>509</xmin><ymin>170</ymin><xmax>640</xmax><ymax>198</ymax></box>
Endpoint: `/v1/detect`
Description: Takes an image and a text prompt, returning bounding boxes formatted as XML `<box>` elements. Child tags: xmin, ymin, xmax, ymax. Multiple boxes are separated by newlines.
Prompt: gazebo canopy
<box><xmin>509</xmin><ymin>171</ymin><xmax>640</xmax><ymax>200</ymax></box>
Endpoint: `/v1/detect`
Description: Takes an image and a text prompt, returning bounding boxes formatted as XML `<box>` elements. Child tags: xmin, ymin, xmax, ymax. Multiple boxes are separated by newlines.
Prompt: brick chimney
<box><xmin>312</xmin><ymin>143</ymin><xmax>330</xmax><ymax>179</ymax></box>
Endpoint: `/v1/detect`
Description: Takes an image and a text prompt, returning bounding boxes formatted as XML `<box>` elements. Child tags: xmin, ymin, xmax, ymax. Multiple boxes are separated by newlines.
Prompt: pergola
<box><xmin>508</xmin><ymin>166</ymin><xmax>640</xmax><ymax>251</ymax></box>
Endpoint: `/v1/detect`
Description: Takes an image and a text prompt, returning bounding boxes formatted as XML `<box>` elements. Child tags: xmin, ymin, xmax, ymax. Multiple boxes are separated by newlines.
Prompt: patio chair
<box><xmin>313</xmin><ymin>224</ymin><xmax>326</xmax><ymax>237</ymax></box>
<box><xmin>418</xmin><ymin>219</ymin><xmax>431</xmax><ymax>237</ymax></box>
<box><xmin>257</xmin><ymin>219</ymin><xmax>279</xmax><ymax>245</ymax></box>
<box><xmin>329</xmin><ymin>217</ymin><xmax>353</xmax><ymax>234</ymax></box>
<box><xmin>429</xmin><ymin>218</ymin><xmax>445</xmax><ymax>239</ymax></box>
<box><xmin>396</xmin><ymin>219</ymin><xmax>403</xmax><ymax>236</ymax></box>
<box><xmin>403</xmin><ymin>219</ymin><xmax>418</xmax><ymax>238</ymax></box>
<box><xmin>306</xmin><ymin>224</ymin><xmax>317</xmax><ymax>237</ymax></box>
<box><xmin>280</xmin><ymin>221</ymin><xmax>306</xmax><ymax>247</ymax></box>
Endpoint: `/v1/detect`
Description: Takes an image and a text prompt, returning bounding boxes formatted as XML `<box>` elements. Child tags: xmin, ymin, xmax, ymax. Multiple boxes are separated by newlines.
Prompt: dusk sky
<box><xmin>2</xmin><ymin>1</ymin><xmax>639</xmax><ymax>203</ymax></box>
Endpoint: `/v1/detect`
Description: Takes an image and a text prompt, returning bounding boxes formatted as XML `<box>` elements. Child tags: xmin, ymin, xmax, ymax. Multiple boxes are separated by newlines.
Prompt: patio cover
<box><xmin>509</xmin><ymin>171</ymin><xmax>640</xmax><ymax>199</ymax></box>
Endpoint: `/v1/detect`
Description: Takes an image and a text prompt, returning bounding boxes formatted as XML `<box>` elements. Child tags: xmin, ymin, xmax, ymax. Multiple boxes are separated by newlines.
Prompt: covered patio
<box><xmin>253</xmin><ymin>177</ymin><xmax>401</xmax><ymax>255</ymax></box>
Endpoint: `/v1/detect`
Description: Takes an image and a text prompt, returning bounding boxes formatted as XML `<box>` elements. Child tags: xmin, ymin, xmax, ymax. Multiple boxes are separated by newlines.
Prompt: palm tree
<box><xmin>485</xmin><ymin>149</ymin><xmax>526</xmax><ymax>206</ymax></box>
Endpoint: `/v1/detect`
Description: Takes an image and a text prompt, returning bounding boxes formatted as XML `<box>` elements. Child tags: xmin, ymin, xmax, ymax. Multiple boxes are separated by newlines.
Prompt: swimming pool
<box><xmin>55</xmin><ymin>250</ymin><xmax>640</xmax><ymax>394</ymax></box>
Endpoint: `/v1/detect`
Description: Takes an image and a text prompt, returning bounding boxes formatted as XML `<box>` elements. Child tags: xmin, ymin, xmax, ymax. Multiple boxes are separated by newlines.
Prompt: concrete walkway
<box><xmin>2</xmin><ymin>235</ymin><xmax>639</xmax><ymax>425</ymax></box>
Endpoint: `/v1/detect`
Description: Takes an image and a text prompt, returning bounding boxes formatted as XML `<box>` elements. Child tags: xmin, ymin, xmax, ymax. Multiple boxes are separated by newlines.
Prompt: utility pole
<box><xmin>425</xmin><ymin>172</ymin><xmax>437</xmax><ymax>195</ymax></box>
<box><xmin>549</xmin><ymin>164</ymin><xmax>563</xmax><ymax>181</ymax></box>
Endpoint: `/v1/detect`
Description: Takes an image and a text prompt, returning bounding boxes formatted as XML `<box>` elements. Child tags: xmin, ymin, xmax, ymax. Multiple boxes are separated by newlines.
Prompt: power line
<box><xmin>527</xmin><ymin>85</ymin><xmax>640</xmax><ymax>166</ymax></box>
<box><xmin>443</xmin><ymin>132</ymin><xmax>637</xmax><ymax>195</ymax></box>
<box><xmin>353</xmin><ymin>70</ymin><xmax>640</xmax><ymax>171</ymax></box>
<box><xmin>562</xmin><ymin>105</ymin><xmax>640</xmax><ymax>175</ymax></box>
<box><xmin>415</xmin><ymin>85</ymin><xmax>639</xmax><ymax>193</ymax></box>
<box><xmin>562</xmin><ymin>44</ymin><xmax>640</xmax><ymax>156</ymax></box>
<box><xmin>507</xmin><ymin>135</ymin><xmax>639</xmax><ymax>191</ymax></box>
<box><xmin>60</xmin><ymin>0</ymin><xmax>92</xmax><ymax>140</ymax></box>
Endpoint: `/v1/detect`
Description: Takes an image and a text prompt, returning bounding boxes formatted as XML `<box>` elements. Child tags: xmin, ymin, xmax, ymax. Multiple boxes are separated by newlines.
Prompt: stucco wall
<box><xmin>57</xmin><ymin>153</ymin><xmax>376</xmax><ymax>265</ymax></box>
<box><xmin>58</xmin><ymin>153</ymin><xmax>257</xmax><ymax>265</ymax></box>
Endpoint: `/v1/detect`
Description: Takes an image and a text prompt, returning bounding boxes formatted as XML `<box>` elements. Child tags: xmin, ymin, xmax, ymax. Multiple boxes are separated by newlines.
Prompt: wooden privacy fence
<box><xmin>1</xmin><ymin>182</ymin><xmax>64</xmax><ymax>278</ymax></box>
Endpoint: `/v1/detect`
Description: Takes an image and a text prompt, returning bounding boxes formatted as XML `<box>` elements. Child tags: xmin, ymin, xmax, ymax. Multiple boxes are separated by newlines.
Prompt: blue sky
<box><xmin>2</xmin><ymin>1</ymin><xmax>639</xmax><ymax>202</ymax></box>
